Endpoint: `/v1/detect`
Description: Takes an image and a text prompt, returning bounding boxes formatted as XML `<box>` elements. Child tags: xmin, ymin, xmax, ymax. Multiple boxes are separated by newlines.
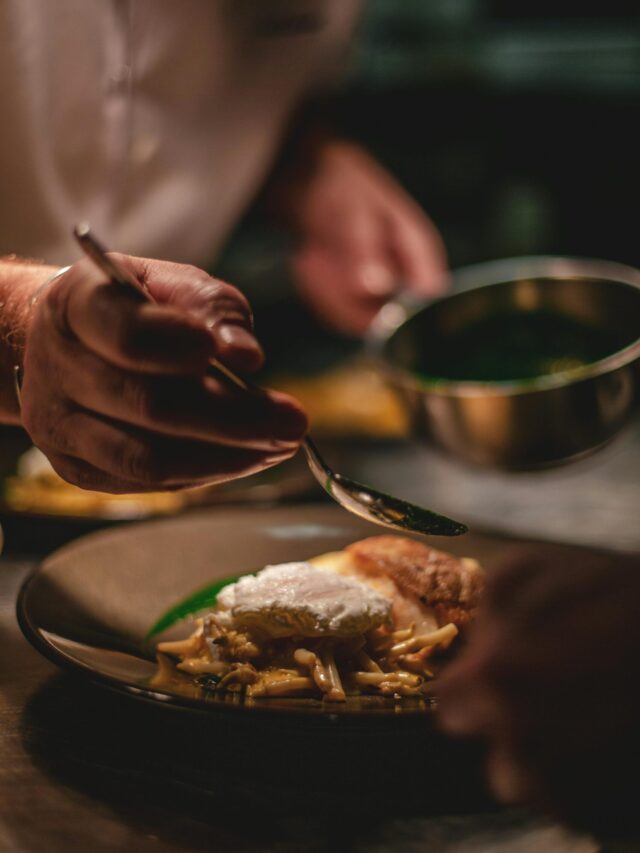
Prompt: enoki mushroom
<box><xmin>158</xmin><ymin>617</ymin><xmax>458</xmax><ymax>701</ymax></box>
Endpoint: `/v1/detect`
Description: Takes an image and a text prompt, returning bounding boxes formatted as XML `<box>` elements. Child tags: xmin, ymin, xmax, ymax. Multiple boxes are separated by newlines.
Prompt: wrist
<box><xmin>13</xmin><ymin>265</ymin><xmax>71</xmax><ymax>412</ymax></box>
<box><xmin>0</xmin><ymin>259</ymin><xmax>65</xmax><ymax>424</ymax></box>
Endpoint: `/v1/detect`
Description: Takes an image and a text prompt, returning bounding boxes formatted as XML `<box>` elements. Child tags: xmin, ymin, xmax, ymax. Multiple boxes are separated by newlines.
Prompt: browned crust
<box><xmin>346</xmin><ymin>536</ymin><xmax>484</xmax><ymax>626</ymax></box>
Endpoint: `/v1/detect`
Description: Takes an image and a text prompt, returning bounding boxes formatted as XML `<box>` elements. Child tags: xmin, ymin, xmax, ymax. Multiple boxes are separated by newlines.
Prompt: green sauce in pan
<box><xmin>416</xmin><ymin>310</ymin><xmax>624</xmax><ymax>383</ymax></box>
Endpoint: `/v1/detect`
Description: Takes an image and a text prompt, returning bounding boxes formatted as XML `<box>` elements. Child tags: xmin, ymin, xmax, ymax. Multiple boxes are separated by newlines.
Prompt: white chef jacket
<box><xmin>0</xmin><ymin>0</ymin><xmax>362</xmax><ymax>267</ymax></box>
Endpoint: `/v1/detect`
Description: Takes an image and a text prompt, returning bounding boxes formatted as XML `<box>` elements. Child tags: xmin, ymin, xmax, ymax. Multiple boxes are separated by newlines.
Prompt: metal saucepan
<box><xmin>369</xmin><ymin>257</ymin><xmax>640</xmax><ymax>469</ymax></box>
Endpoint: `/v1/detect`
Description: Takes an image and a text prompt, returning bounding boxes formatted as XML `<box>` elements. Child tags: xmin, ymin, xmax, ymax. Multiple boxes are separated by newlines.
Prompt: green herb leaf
<box><xmin>146</xmin><ymin>574</ymin><xmax>245</xmax><ymax>639</ymax></box>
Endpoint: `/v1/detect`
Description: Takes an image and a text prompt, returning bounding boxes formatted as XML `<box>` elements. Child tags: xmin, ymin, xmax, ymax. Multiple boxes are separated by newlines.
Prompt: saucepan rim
<box><xmin>368</xmin><ymin>255</ymin><xmax>640</xmax><ymax>398</ymax></box>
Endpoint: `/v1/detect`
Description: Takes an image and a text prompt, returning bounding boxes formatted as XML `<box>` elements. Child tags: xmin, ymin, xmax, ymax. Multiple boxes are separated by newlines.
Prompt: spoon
<box><xmin>74</xmin><ymin>224</ymin><xmax>467</xmax><ymax>537</ymax></box>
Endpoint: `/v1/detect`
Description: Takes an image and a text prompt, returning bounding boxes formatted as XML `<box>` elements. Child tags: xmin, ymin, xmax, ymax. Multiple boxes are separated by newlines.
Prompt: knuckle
<box><xmin>122</xmin><ymin>378</ymin><xmax>152</xmax><ymax>421</ymax></box>
<box><xmin>177</xmin><ymin>269</ymin><xmax>253</xmax><ymax>329</ymax></box>
<box><xmin>174</xmin><ymin>264</ymin><xmax>213</xmax><ymax>293</ymax></box>
<box><xmin>210</xmin><ymin>285</ymin><xmax>252</xmax><ymax>326</ymax></box>
<box><xmin>120</xmin><ymin>441</ymin><xmax>162</xmax><ymax>486</ymax></box>
<box><xmin>216</xmin><ymin>279</ymin><xmax>247</xmax><ymax>303</ymax></box>
<box><xmin>47</xmin><ymin>416</ymin><xmax>75</xmax><ymax>456</ymax></box>
<box><xmin>187</xmin><ymin>264</ymin><xmax>212</xmax><ymax>285</ymax></box>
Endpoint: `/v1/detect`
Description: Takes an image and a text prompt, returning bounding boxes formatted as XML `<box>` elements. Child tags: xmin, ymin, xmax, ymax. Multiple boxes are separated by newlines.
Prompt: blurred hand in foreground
<box><xmin>291</xmin><ymin>141</ymin><xmax>448</xmax><ymax>336</ymax></box>
<box><xmin>437</xmin><ymin>545</ymin><xmax>640</xmax><ymax>836</ymax></box>
<box><xmin>21</xmin><ymin>256</ymin><xmax>307</xmax><ymax>492</ymax></box>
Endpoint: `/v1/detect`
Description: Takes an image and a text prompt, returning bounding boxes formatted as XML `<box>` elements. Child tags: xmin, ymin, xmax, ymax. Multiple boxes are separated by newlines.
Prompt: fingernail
<box><xmin>216</xmin><ymin>323</ymin><xmax>264</xmax><ymax>372</ymax></box>
<box><xmin>217</xmin><ymin>323</ymin><xmax>261</xmax><ymax>352</ymax></box>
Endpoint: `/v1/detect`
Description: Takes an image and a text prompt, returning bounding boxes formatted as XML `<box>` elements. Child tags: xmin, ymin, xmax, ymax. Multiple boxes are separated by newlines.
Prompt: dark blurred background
<box><xmin>350</xmin><ymin>0</ymin><xmax>639</xmax><ymax>266</ymax></box>
<box><xmin>219</xmin><ymin>0</ymin><xmax>640</xmax><ymax>363</ymax></box>
<box><xmin>347</xmin><ymin>0</ymin><xmax>639</xmax><ymax>268</ymax></box>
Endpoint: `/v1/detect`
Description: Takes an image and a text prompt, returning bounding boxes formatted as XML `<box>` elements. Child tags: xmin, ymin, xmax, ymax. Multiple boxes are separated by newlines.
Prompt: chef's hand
<box><xmin>21</xmin><ymin>256</ymin><xmax>307</xmax><ymax>492</ymax></box>
<box><xmin>437</xmin><ymin>545</ymin><xmax>640</xmax><ymax>835</ymax></box>
<box><xmin>291</xmin><ymin>141</ymin><xmax>448</xmax><ymax>336</ymax></box>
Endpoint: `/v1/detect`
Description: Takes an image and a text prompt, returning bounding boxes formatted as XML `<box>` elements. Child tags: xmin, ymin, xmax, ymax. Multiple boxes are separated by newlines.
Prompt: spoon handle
<box><xmin>74</xmin><ymin>224</ymin><xmax>144</xmax><ymax>293</ymax></box>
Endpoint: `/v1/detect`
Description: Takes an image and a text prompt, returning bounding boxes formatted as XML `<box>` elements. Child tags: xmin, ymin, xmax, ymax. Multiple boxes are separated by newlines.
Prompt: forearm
<box><xmin>0</xmin><ymin>258</ymin><xmax>58</xmax><ymax>424</ymax></box>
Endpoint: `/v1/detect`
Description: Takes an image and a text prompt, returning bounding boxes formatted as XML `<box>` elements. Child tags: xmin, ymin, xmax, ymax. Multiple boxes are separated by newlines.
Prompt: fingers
<box><xmin>50</xmin><ymin>339</ymin><xmax>307</xmax><ymax>450</ymax></box>
<box><xmin>22</xmin><ymin>253</ymin><xmax>308</xmax><ymax>494</ymax></box>
<box><xmin>39</xmin><ymin>409</ymin><xmax>295</xmax><ymax>491</ymax></box>
<box><xmin>318</xmin><ymin>145</ymin><xmax>448</xmax><ymax>299</ymax></box>
<box><xmin>291</xmin><ymin>139</ymin><xmax>451</xmax><ymax>334</ymax></box>
<box><xmin>213</xmin><ymin>321</ymin><xmax>264</xmax><ymax>375</ymax></box>
<box><xmin>293</xmin><ymin>202</ymin><xmax>448</xmax><ymax>336</ymax></box>
<box><xmin>46</xmin><ymin>256</ymin><xmax>264</xmax><ymax>375</ymax></box>
<box><xmin>43</xmin><ymin>451</ymin><xmax>182</xmax><ymax>495</ymax></box>
<box><xmin>387</xmin><ymin>206</ymin><xmax>449</xmax><ymax>298</ymax></box>
<box><xmin>333</xmin><ymin>213</ymin><xmax>397</xmax><ymax>300</ymax></box>
<box><xmin>293</xmin><ymin>244</ymin><xmax>390</xmax><ymax>337</ymax></box>
<box><xmin>139</xmin><ymin>259</ymin><xmax>264</xmax><ymax>374</ymax></box>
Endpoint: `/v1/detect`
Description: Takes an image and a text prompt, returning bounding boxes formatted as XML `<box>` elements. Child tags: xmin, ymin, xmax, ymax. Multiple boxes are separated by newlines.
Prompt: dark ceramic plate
<box><xmin>18</xmin><ymin>504</ymin><xmax>521</xmax><ymax>720</ymax></box>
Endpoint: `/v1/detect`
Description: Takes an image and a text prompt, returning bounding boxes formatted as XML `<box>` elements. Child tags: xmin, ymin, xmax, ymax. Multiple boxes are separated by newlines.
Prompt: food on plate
<box><xmin>156</xmin><ymin>535</ymin><xmax>484</xmax><ymax>701</ymax></box>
